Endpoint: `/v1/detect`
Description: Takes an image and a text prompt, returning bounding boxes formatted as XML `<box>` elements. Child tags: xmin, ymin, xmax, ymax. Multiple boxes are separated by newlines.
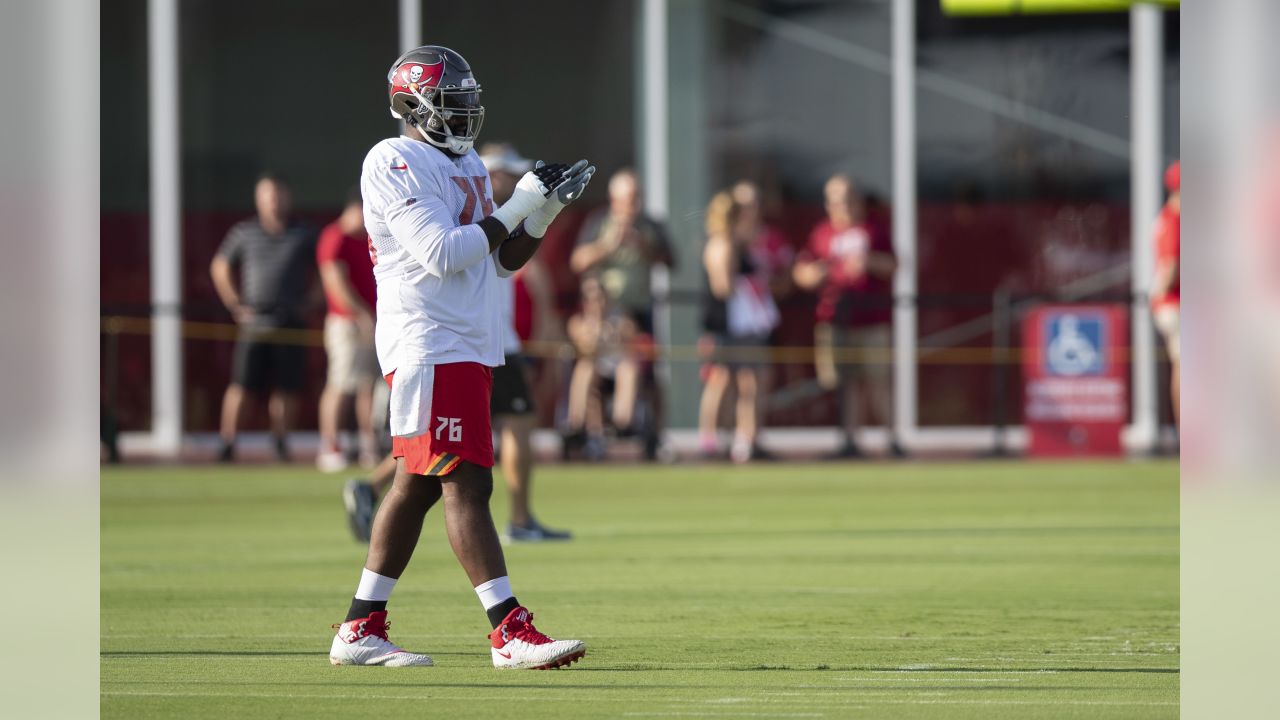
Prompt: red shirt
<box><xmin>752</xmin><ymin>226</ymin><xmax>794</xmax><ymax>277</ymax></box>
<box><xmin>514</xmin><ymin>272</ymin><xmax>535</xmax><ymax>343</ymax></box>
<box><xmin>1152</xmin><ymin>205</ymin><xmax>1180</xmax><ymax>309</ymax></box>
<box><xmin>802</xmin><ymin>219</ymin><xmax>895</xmax><ymax>326</ymax></box>
<box><xmin>316</xmin><ymin>221</ymin><xmax>377</xmax><ymax>318</ymax></box>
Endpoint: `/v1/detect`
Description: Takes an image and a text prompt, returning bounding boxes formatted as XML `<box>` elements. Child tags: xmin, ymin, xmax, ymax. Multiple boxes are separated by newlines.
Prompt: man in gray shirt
<box><xmin>210</xmin><ymin>173</ymin><xmax>317</xmax><ymax>461</ymax></box>
<box><xmin>570</xmin><ymin>168</ymin><xmax>675</xmax><ymax>335</ymax></box>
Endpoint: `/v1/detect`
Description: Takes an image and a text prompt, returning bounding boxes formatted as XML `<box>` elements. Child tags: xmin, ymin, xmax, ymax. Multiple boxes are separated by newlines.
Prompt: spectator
<box><xmin>570</xmin><ymin>169</ymin><xmax>674</xmax><ymax>451</ymax></box>
<box><xmin>480</xmin><ymin>142</ymin><xmax>571</xmax><ymax>541</ymax></box>
<box><xmin>698</xmin><ymin>189</ymin><xmax>782</xmax><ymax>463</ymax></box>
<box><xmin>566</xmin><ymin>276</ymin><xmax>642</xmax><ymax>460</ymax></box>
<box><xmin>570</xmin><ymin>168</ymin><xmax>675</xmax><ymax>334</ymax></box>
<box><xmin>316</xmin><ymin>187</ymin><xmax>379</xmax><ymax>472</ymax></box>
<box><xmin>210</xmin><ymin>173</ymin><xmax>316</xmax><ymax>462</ymax></box>
<box><xmin>732</xmin><ymin>180</ymin><xmax>794</xmax><ymax>302</ymax></box>
<box><xmin>793</xmin><ymin>174</ymin><xmax>904</xmax><ymax>458</ymax></box>
<box><xmin>1152</xmin><ymin>160</ymin><xmax>1180</xmax><ymax>426</ymax></box>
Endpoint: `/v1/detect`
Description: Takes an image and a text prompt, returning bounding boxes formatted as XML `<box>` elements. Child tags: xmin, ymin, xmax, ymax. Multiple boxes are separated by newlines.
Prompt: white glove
<box><xmin>523</xmin><ymin>159</ymin><xmax>596</xmax><ymax>238</ymax></box>
<box><xmin>489</xmin><ymin>170</ymin><xmax>550</xmax><ymax>233</ymax></box>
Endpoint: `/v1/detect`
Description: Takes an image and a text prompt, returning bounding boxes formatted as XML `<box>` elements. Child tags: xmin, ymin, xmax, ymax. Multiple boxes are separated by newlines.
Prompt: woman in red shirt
<box><xmin>1152</xmin><ymin>161</ymin><xmax>1181</xmax><ymax>425</ymax></box>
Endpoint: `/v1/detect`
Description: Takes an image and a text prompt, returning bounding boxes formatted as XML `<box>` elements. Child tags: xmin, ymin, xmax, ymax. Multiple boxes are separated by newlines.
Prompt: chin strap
<box><xmin>405</xmin><ymin>117</ymin><xmax>470</xmax><ymax>154</ymax></box>
<box><xmin>445</xmin><ymin>136</ymin><xmax>473</xmax><ymax>154</ymax></box>
<box><xmin>406</xmin><ymin>87</ymin><xmax>475</xmax><ymax>155</ymax></box>
<box><xmin>408</xmin><ymin>118</ymin><xmax>473</xmax><ymax>155</ymax></box>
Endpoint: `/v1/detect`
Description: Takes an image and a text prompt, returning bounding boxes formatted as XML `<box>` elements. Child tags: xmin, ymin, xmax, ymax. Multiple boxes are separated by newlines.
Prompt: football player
<box><xmin>329</xmin><ymin>45</ymin><xmax>594</xmax><ymax>670</ymax></box>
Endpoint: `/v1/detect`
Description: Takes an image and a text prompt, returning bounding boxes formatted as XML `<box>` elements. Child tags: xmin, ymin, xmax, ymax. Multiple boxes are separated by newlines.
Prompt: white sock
<box><xmin>354</xmin><ymin>568</ymin><xmax>397</xmax><ymax>602</ymax></box>
<box><xmin>474</xmin><ymin>576</ymin><xmax>514</xmax><ymax>610</ymax></box>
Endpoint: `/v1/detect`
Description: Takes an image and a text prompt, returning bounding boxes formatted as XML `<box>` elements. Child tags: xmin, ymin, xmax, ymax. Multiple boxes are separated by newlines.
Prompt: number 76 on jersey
<box><xmin>435</xmin><ymin>417</ymin><xmax>462</xmax><ymax>442</ymax></box>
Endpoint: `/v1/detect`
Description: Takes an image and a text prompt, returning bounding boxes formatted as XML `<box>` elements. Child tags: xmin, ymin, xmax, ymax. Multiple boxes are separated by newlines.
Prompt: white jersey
<box><xmin>361</xmin><ymin>136</ymin><xmax>514</xmax><ymax>374</ymax></box>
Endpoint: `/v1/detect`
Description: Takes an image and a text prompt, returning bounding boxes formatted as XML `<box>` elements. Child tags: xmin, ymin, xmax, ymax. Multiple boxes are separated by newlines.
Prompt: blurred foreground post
<box><xmin>148</xmin><ymin>0</ymin><xmax>182</xmax><ymax>456</ymax></box>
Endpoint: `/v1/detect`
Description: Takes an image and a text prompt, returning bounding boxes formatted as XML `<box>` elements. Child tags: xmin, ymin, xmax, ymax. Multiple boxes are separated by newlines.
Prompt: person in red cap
<box><xmin>1151</xmin><ymin>160</ymin><xmax>1180</xmax><ymax>425</ymax></box>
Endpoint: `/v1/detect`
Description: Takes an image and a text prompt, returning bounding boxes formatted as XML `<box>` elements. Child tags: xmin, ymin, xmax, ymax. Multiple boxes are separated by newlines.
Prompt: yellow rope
<box><xmin>99</xmin><ymin>316</ymin><xmax>1131</xmax><ymax>366</ymax></box>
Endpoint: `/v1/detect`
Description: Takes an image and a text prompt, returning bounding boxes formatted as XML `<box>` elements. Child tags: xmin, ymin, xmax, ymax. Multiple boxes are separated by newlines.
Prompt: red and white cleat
<box><xmin>488</xmin><ymin>606</ymin><xmax>586</xmax><ymax>670</ymax></box>
<box><xmin>329</xmin><ymin>611</ymin><xmax>433</xmax><ymax>667</ymax></box>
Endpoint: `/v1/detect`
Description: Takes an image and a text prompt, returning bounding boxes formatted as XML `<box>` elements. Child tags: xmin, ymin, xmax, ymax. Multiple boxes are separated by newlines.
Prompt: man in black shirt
<box><xmin>210</xmin><ymin>173</ymin><xmax>316</xmax><ymax>461</ymax></box>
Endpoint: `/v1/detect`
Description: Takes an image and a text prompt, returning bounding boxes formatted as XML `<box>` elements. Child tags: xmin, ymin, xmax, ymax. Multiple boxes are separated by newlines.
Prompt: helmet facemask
<box><xmin>386</xmin><ymin>47</ymin><xmax>486</xmax><ymax>156</ymax></box>
<box><xmin>403</xmin><ymin>82</ymin><xmax>484</xmax><ymax>156</ymax></box>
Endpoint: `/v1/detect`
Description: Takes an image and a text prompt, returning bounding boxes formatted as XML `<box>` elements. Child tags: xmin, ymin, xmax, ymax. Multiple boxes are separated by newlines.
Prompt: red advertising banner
<box><xmin>1022</xmin><ymin>304</ymin><xmax>1129</xmax><ymax>456</ymax></box>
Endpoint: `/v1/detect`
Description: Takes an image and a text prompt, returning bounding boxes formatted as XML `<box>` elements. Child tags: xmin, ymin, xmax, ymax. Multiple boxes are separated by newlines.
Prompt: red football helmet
<box><xmin>387</xmin><ymin>46</ymin><xmax>484</xmax><ymax>156</ymax></box>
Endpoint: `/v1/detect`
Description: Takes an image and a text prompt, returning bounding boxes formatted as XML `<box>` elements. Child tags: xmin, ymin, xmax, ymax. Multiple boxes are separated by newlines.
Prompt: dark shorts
<box><xmin>232</xmin><ymin>326</ymin><xmax>306</xmax><ymax>394</ymax></box>
<box><xmin>626</xmin><ymin>307</ymin><xmax>654</xmax><ymax>335</ymax></box>
<box><xmin>491</xmin><ymin>354</ymin><xmax>534</xmax><ymax>416</ymax></box>
<box><xmin>710</xmin><ymin>333</ymin><xmax>770</xmax><ymax>371</ymax></box>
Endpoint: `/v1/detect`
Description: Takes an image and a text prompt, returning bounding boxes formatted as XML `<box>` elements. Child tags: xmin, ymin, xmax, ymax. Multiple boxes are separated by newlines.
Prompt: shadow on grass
<box><xmin>101</xmin><ymin>652</ymin><xmax>1179</xmax><ymax>676</ymax></box>
<box><xmin>101</xmin><ymin>651</ymin><xmax>467</xmax><ymax>658</ymax></box>
<box><xmin>105</xmin><ymin>679</ymin><xmax>714</xmax><ymax>691</ymax></box>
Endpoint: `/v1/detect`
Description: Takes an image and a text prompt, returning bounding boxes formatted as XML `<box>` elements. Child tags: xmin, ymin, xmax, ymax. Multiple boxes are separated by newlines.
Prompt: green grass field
<box><xmin>102</xmin><ymin>460</ymin><xmax>1178</xmax><ymax>719</ymax></box>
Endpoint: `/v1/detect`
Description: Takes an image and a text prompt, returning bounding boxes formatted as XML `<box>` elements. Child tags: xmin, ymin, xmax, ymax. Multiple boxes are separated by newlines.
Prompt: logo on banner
<box><xmin>1023</xmin><ymin>304</ymin><xmax>1127</xmax><ymax>456</ymax></box>
<box><xmin>1044</xmin><ymin>312</ymin><xmax>1104</xmax><ymax>377</ymax></box>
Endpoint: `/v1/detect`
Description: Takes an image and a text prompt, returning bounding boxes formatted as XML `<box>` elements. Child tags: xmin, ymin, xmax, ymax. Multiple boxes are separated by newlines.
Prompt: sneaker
<box><xmin>583</xmin><ymin>435</ymin><xmax>606</xmax><ymax>461</ymax></box>
<box><xmin>750</xmin><ymin>444</ymin><xmax>779</xmax><ymax>461</ymax></box>
<box><xmin>731</xmin><ymin>441</ymin><xmax>779</xmax><ymax>464</ymax></box>
<box><xmin>697</xmin><ymin>434</ymin><xmax>720</xmax><ymax>459</ymax></box>
<box><xmin>317</xmin><ymin>449</ymin><xmax>349</xmax><ymax>473</ymax></box>
<box><xmin>503</xmin><ymin>518</ymin><xmax>572</xmax><ymax>544</ymax></box>
<box><xmin>217</xmin><ymin>441</ymin><xmax>235</xmax><ymax>463</ymax></box>
<box><xmin>342</xmin><ymin>479</ymin><xmax>377</xmax><ymax>543</ymax></box>
<box><xmin>329</xmin><ymin>612</ymin><xmax>433</xmax><ymax>666</ymax></box>
<box><xmin>888</xmin><ymin>440</ymin><xmax>908</xmax><ymax>459</ymax></box>
<box><xmin>274</xmin><ymin>435</ymin><xmax>291</xmax><ymax>463</ymax></box>
<box><xmin>825</xmin><ymin>439</ymin><xmax>865</xmax><ymax>460</ymax></box>
<box><xmin>488</xmin><ymin>606</ymin><xmax>585</xmax><ymax>670</ymax></box>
